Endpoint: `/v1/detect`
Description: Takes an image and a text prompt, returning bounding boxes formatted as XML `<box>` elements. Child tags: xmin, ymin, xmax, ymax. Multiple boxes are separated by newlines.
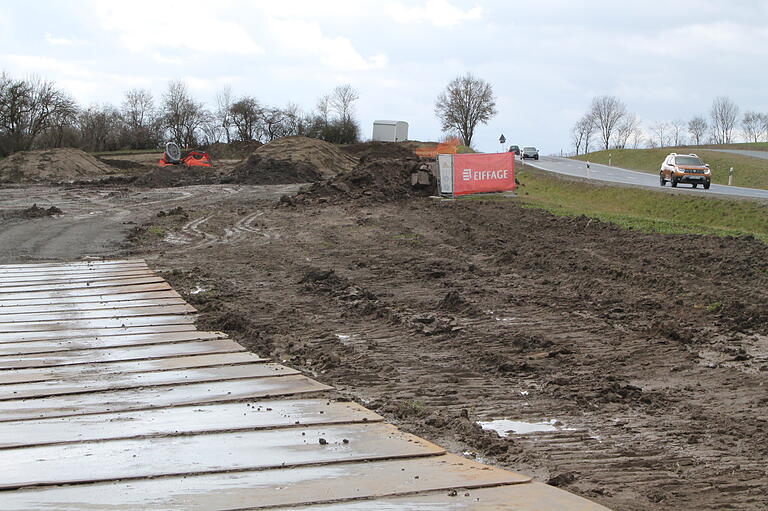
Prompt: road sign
<box><xmin>499</xmin><ymin>134</ymin><xmax>506</xmax><ymax>145</ymax></box>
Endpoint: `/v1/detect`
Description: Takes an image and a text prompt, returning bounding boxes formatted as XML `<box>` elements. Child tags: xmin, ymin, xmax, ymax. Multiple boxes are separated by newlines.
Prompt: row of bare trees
<box><xmin>571</xmin><ymin>95</ymin><xmax>767</xmax><ymax>154</ymax></box>
<box><xmin>0</xmin><ymin>72</ymin><xmax>361</xmax><ymax>157</ymax></box>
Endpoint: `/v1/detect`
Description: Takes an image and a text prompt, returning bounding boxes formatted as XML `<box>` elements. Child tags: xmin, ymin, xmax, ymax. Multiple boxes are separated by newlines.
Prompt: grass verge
<box><xmin>572</xmin><ymin>147</ymin><xmax>768</xmax><ymax>190</ymax></box>
<box><xmin>465</xmin><ymin>167</ymin><xmax>768</xmax><ymax>240</ymax></box>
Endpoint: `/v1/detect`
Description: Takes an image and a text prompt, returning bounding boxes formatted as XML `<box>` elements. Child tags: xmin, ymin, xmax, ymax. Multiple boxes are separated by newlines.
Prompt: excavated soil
<box><xmin>117</xmin><ymin>184</ymin><xmax>768</xmax><ymax>511</ymax></box>
<box><xmin>0</xmin><ymin>148</ymin><xmax>121</xmax><ymax>184</ymax></box>
<box><xmin>231</xmin><ymin>153</ymin><xmax>323</xmax><ymax>185</ymax></box>
<box><xmin>285</xmin><ymin>155</ymin><xmax>434</xmax><ymax>204</ymax></box>
<box><xmin>251</xmin><ymin>136</ymin><xmax>358</xmax><ymax>178</ymax></box>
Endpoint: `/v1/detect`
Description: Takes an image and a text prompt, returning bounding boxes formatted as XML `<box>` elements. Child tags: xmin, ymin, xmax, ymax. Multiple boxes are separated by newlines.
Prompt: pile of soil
<box><xmin>204</xmin><ymin>140</ymin><xmax>264</xmax><ymax>160</ymax></box>
<box><xmin>2</xmin><ymin>204</ymin><xmax>64</xmax><ymax>219</ymax></box>
<box><xmin>0</xmin><ymin>148</ymin><xmax>120</xmax><ymax>184</ymax></box>
<box><xmin>288</xmin><ymin>156</ymin><xmax>434</xmax><ymax>203</ymax></box>
<box><xmin>252</xmin><ymin>136</ymin><xmax>358</xmax><ymax>178</ymax></box>
<box><xmin>231</xmin><ymin>154</ymin><xmax>323</xmax><ymax>185</ymax></box>
<box><xmin>341</xmin><ymin>141</ymin><xmax>415</xmax><ymax>162</ymax></box>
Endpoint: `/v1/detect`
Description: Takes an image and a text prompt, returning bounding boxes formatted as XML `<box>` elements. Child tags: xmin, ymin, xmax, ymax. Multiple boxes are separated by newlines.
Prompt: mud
<box><xmin>1</xmin><ymin>147</ymin><xmax>768</xmax><ymax>510</ymax></box>
<box><xmin>126</xmin><ymin>194</ymin><xmax>768</xmax><ymax>511</ymax></box>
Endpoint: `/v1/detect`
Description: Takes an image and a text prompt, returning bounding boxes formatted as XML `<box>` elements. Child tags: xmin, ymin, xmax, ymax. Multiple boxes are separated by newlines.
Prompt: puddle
<box><xmin>190</xmin><ymin>286</ymin><xmax>208</xmax><ymax>295</ymax></box>
<box><xmin>334</xmin><ymin>333</ymin><xmax>360</xmax><ymax>345</ymax></box>
<box><xmin>477</xmin><ymin>418</ymin><xmax>567</xmax><ymax>437</ymax></box>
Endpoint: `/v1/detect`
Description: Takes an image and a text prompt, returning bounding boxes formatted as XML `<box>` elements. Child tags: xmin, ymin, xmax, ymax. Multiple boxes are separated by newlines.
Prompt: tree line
<box><xmin>571</xmin><ymin>95</ymin><xmax>768</xmax><ymax>155</ymax></box>
<box><xmin>0</xmin><ymin>72</ymin><xmax>361</xmax><ymax>157</ymax></box>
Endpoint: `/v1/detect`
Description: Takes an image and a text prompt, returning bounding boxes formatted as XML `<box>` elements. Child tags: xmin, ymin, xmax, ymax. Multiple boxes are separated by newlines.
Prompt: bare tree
<box><xmin>122</xmin><ymin>88</ymin><xmax>159</xmax><ymax>149</ymax></box>
<box><xmin>688</xmin><ymin>116</ymin><xmax>708</xmax><ymax>145</ymax></box>
<box><xmin>329</xmin><ymin>84</ymin><xmax>359</xmax><ymax>123</ymax></box>
<box><xmin>435</xmin><ymin>73</ymin><xmax>497</xmax><ymax>147</ymax></box>
<box><xmin>589</xmin><ymin>95</ymin><xmax>627</xmax><ymax>150</ymax></box>
<box><xmin>741</xmin><ymin>111</ymin><xmax>765</xmax><ymax>143</ymax></box>
<box><xmin>631</xmin><ymin>124</ymin><xmax>644</xmax><ymax>149</ymax></box>
<box><xmin>78</xmin><ymin>104</ymin><xmax>123</xmax><ymax>152</ymax></box>
<box><xmin>161</xmin><ymin>81</ymin><xmax>207</xmax><ymax>147</ymax></box>
<box><xmin>261</xmin><ymin>107</ymin><xmax>290</xmax><ymax>141</ymax></box>
<box><xmin>571</xmin><ymin>113</ymin><xmax>594</xmax><ymax>155</ymax></box>
<box><xmin>215</xmin><ymin>86</ymin><xmax>234</xmax><ymax>144</ymax></box>
<box><xmin>616</xmin><ymin>112</ymin><xmax>640</xmax><ymax>149</ymax></box>
<box><xmin>0</xmin><ymin>74</ymin><xmax>76</xmax><ymax>155</ymax></box>
<box><xmin>759</xmin><ymin>113</ymin><xmax>768</xmax><ymax>143</ymax></box>
<box><xmin>710</xmin><ymin>96</ymin><xmax>739</xmax><ymax>144</ymax></box>
<box><xmin>652</xmin><ymin>122</ymin><xmax>670</xmax><ymax>147</ymax></box>
<box><xmin>229</xmin><ymin>96</ymin><xmax>262</xmax><ymax>141</ymax></box>
<box><xmin>670</xmin><ymin>119</ymin><xmax>686</xmax><ymax>147</ymax></box>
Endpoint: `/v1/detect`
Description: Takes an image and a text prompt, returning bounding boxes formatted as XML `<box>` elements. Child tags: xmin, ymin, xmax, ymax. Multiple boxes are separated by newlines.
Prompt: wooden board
<box><xmin>0</xmin><ymin>363</ymin><xmax>299</xmax><ymax>400</ymax></box>
<box><xmin>0</xmin><ymin>375</ymin><xmax>331</xmax><ymax>422</ymax></box>
<box><xmin>0</xmin><ymin>352</ymin><xmax>263</xmax><ymax>384</ymax></box>
<box><xmin>0</xmin><ymin>455</ymin><xmax>535</xmax><ymax>511</ymax></box>
<box><xmin>0</xmin><ymin>399</ymin><xmax>383</xmax><ymax>448</ymax></box>
<box><xmin>0</xmin><ymin>304</ymin><xmax>196</xmax><ymax>323</ymax></box>
<box><xmin>0</xmin><ymin>332</ymin><xmax>229</xmax><ymax>358</ymax></box>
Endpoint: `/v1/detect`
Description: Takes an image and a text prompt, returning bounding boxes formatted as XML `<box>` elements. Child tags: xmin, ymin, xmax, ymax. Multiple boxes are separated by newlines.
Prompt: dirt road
<box><xmin>1</xmin><ymin>181</ymin><xmax>767</xmax><ymax>510</ymax></box>
<box><xmin>0</xmin><ymin>184</ymin><xmax>300</xmax><ymax>262</ymax></box>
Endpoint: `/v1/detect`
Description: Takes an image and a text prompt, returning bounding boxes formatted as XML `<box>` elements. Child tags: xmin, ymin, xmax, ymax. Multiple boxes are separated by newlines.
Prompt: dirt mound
<box><xmin>231</xmin><ymin>154</ymin><xmax>323</xmax><ymax>185</ymax></box>
<box><xmin>0</xmin><ymin>148</ymin><xmax>120</xmax><ymax>184</ymax></box>
<box><xmin>341</xmin><ymin>141</ymin><xmax>415</xmax><ymax>162</ymax></box>
<box><xmin>254</xmin><ymin>136</ymin><xmax>358</xmax><ymax>178</ymax></box>
<box><xmin>287</xmin><ymin>156</ymin><xmax>434</xmax><ymax>203</ymax></box>
<box><xmin>205</xmin><ymin>140</ymin><xmax>263</xmax><ymax>160</ymax></box>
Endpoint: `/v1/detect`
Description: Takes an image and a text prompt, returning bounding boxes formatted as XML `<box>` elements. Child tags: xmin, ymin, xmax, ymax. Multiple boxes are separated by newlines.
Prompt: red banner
<box><xmin>453</xmin><ymin>153</ymin><xmax>515</xmax><ymax>196</ymax></box>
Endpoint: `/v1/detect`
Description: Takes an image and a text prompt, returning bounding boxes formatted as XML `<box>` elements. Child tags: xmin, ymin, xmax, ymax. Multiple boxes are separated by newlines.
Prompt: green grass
<box><xmin>572</xmin><ymin>147</ymin><xmax>768</xmax><ymax>190</ymax></box>
<box><xmin>465</xmin><ymin>167</ymin><xmax>768</xmax><ymax>240</ymax></box>
<box><xmin>146</xmin><ymin>225</ymin><xmax>167</xmax><ymax>237</ymax></box>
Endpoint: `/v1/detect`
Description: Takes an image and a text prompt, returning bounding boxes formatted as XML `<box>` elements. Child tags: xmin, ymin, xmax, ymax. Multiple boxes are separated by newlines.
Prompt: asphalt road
<box><xmin>523</xmin><ymin>156</ymin><xmax>768</xmax><ymax>200</ymax></box>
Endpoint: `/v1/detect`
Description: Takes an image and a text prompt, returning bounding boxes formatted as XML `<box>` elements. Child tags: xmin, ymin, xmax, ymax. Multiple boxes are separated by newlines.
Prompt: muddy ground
<box><xmin>1</xmin><ymin>174</ymin><xmax>767</xmax><ymax>510</ymax></box>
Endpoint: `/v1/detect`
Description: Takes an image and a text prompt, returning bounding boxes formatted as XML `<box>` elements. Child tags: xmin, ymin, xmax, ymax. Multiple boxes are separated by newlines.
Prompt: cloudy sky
<box><xmin>1</xmin><ymin>1</ymin><xmax>767</xmax><ymax>153</ymax></box>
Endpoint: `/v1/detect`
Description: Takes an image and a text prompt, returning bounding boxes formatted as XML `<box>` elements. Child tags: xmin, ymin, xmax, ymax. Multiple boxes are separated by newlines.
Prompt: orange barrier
<box><xmin>451</xmin><ymin>153</ymin><xmax>515</xmax><ymax>196</ymax></box>
<box><xmin>414</xmin><ymin>138</ymin><xmax>459</xmax><ymax>158</ymax></box>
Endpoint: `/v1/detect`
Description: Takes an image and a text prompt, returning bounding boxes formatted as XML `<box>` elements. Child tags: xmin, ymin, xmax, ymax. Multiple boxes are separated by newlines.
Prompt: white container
<box><xmin>372</xmin><ymin>120</ymin><xmax>409</xmax><ymax>142</ymax></box>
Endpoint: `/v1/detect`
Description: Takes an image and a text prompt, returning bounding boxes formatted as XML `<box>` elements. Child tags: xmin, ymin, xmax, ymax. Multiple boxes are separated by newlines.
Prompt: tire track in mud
<box><xmin>166</xmin><ymin>210</ymin><xmax>278</xmax><ymax>249</ymax></box>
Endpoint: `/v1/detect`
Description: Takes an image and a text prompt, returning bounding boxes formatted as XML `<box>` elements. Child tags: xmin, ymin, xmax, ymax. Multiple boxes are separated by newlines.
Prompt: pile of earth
<box><xmin>286</xmin><ymin>156</ymin><xmax>434</xmax><ymax>204</ymax></box>
<box><xmin>341</xmin><ymin>141</ymin><xmax>415</xmax><ymax>162</ymax></box>
<box><xmin>0</xmin><ymin>148</ymin><xmax>120</xmax><ymax>184</ymax></box>
<box><xmin>231</xmin><ymin>154</ymin><xmax>323</xmax><ymax>185</ymax></box>
<box><xmin>204</xmin><ymin>140</ymin><xmax>264</xmax><ymax>160</ymax></box>
<box><xmin>251</xmin><ymin>136</ymin><xmax>358</xmax><ymax>178</ymax></box>
<box><xmin>1</xmin><ymin>203</ymin><xmax>64</xmax><ymax>220</ymax></box>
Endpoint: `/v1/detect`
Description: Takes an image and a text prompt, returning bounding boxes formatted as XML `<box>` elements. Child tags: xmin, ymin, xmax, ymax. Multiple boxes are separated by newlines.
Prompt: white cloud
<box><xmin>386</xmin><ymin>0</ymin><xmax>483</xmax><ymax>27</ymax></box>
<box><xmin>45</xmin><ymin>33</ymin><xmax>84</xmax><ymax>46</ymax></box>
<box><xmin>267</xmin><ymin>18</ymin><xmax>388</xmax><ymax>71</ymax></box>
<box><xmin>93</xmin><ymin>1</ymin><xmax>263</xmax><ymax>56</ymax></box>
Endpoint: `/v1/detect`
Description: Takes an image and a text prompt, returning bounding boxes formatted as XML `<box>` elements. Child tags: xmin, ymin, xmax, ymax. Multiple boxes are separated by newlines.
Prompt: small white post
<box><xmin>608</xmin><ymin>153</ymin><xmax>612</xmax><ymax>166</ymax></box>
<box><xmin>728</xmin><ymin>167</ymin><xmax>733</xmax><ymax>186</ymax></box>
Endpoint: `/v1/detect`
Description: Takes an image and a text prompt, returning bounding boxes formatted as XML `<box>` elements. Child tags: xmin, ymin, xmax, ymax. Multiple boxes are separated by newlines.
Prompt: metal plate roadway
<box><xmin>0</xmin><ymin>259</ymin><xmax>610</xmax><ymax>510</ymax></box>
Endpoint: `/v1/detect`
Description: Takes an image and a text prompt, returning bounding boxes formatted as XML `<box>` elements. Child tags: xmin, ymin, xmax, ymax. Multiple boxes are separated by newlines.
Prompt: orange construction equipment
<box><xmin>158</xmin><ymin>142</ymin><xmax>213</xmax><ymax>168</ymax></box>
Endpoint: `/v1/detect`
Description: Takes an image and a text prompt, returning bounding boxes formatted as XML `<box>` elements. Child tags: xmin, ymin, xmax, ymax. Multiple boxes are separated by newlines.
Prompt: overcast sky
<box><xmin>1</xmin><ymin>1</ymin><xmax>767</xmax><ymax>153</ymax></box>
